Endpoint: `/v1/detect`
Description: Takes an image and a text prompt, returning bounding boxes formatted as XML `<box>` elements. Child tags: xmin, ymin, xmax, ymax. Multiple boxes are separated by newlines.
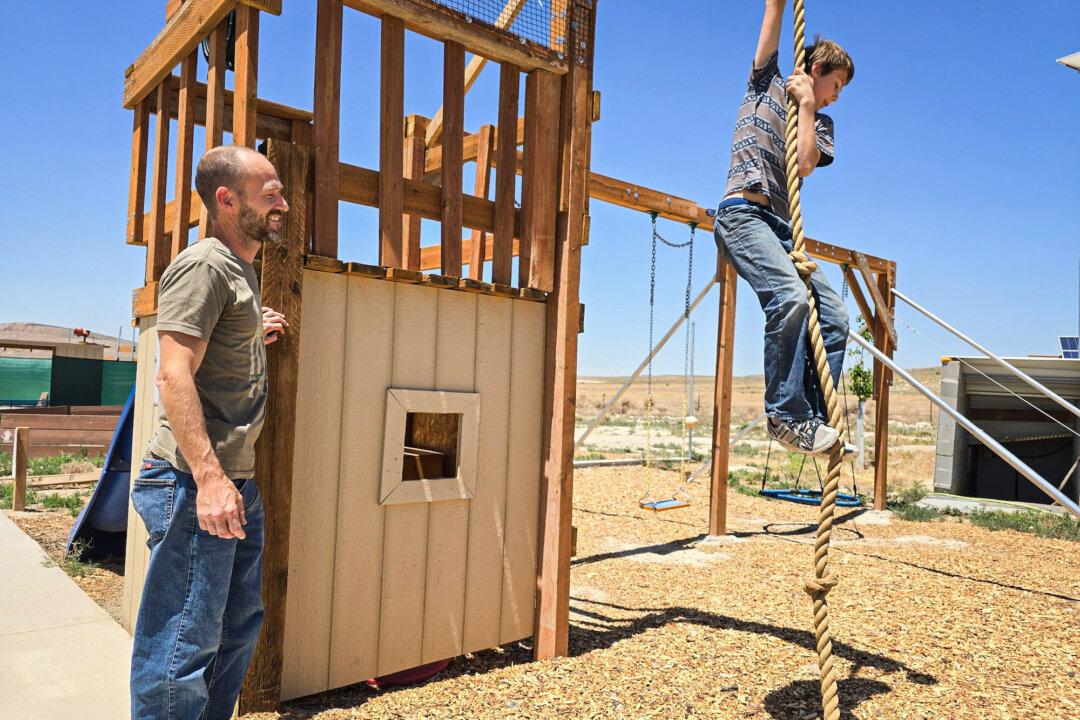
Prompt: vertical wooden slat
<box><xmin>12</xmin><ymin>427</ymin><xmax>27</xmax><ymax>512</ymax></box>
<box><xmin>467</xmin><ymin>125</ymin><xmax>495</xmax><ymax>280</ymax></box>
<box><xmin>709</xmin><ymin>258</ymin><xmax>738</xmax><ymax>536</ymax></box>
<box><xmin>240</xmin><ymin>140</ymin><xmax>312</xmax><ymax>713</ymax></box>
<box><xmin>126</xmin><ymin>99</ymin><xmax>150</xmax><ymax>246</ymax></box>
<box><xmin>327</xmin><ymin>277</ymin><xmax>394</xmax><ymax>687</ymax></box>
<box><xmin>492</xmin><ymin>63</ymin><xmax>519</xmax><ymax>286</ymax></box>
<box><xmin>280</xmin><ymin>270</ymin><xmax>346</xmax><ymax>701</ymax></box>
<box><xmin>873</xmin><ymin>265</ymin><xmax>896</xmax><ymax>510</ymax></box>
<box><xmin>533</xmin><ymin>49</ymin><xmax>591</xmax><ymax>659</ymax></box>
<box><xmin>233</xmin><ymin>5</ymin><xmax>261</xmax><ymax>148</ymax></box>
<box><xmin>313</xmin><ymin>0</ymin><xmax>343</xmax><ymax>257</ymax></box>
<box><xmin>378</xmin><ymin>283</ymin><xmax>437</xmax><ymax>676</ymax></box>
<box><xmin>402</xmin><ymin>115</ymin><xmax>429</xmax><ymax>270</ymax></box>
<box><xmin>171</xmin><ymin>51</ymin><xmax>198</xmax><ymax>259</ymax></box>
<box><xmin>462</xmin><ymin>294</ymin><xmax>512</xmax><ymax>651</ymax></box>
<box><xmin>379</xmin><ymin>17</ymin><xmax>406</xmax><ymax>268</ymax></box>
<box><xmin>146</xmin><ymin>82</ymin><xmax>171</xmax><ymax>283</ymax></box>
<box><xmin>440</xmin><ymin>41</ymin><xmax>465</xmax><ymax>276</ymax></box>
<box><xmin>199</xmin><ymin>22</ymin><xmax>227</xmax><ymax>240</ymax></box>
<box><xmin>519</xmin><ymin>70</ymin><xmax>561</xmax><ymax>291</ymax></box>
<box><xmin>421</xmin><ymin>291</ymin><xmax>476</xmax><ymax>664</ymax></box>
<box><xmin>550</xmin><ymin>0</ymin><xmax>569</xmax><ymax>52</ymax></box>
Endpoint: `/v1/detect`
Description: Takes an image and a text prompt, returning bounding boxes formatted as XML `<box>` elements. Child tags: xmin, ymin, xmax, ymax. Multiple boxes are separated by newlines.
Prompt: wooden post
<box><xmin>233</xmin><ymin>5</ymin><xmax>261</xmax><ymax>148</ymax></box>
<box><xmin>12</xmin><ymin>427</ymin><xmax>28</xmax><ymax>512</ymax></box>
<box><xmin>520</xmin><ymin>70</ymin><xmax>561</xmax><ymax>291</ymax></box>
<box><xmin>492</xmin><ymin>62</ymin><xmax>520</xmax><ymax>286</ymax></box>
<box><xmin>402</xmin><ymin>115</ymin><xmax>429</xmax><ymax>270</ymax></box>
<box><xmin>172</xmin><ymin>51</ymin><xmax>198</xmax><ymax>259</ymax></box>
<box><xmin>146</xmin><ymin>82</ymin><xmax>171</xmax><ymax>283</ymax></box>
<box><xmin>441</xmin><ymin>41</ymin><xmax>465</xmax><ymax>276</ymax></box>
<box><xmin>872</xmin><ymin>264</ymin><xmax>896</xmax><ymax>510</ymax></box>
<box><xmin>199</xmin><ymin>22</ymin><xmax>228</xmax><ymax>241</ymax></box>
<box><xmin>534</xmin><ymin>24</ymin><xmax>593</xmax><ymax>660</ymax></box>
<box><xmin>127</xmin><ymin>99</ymin><xmax>150</xmax><ymax>246</ymax></box>
<box><xmin>312</xmin><ymin>0</ymin><xmax>343</xmax><ymax>257</ymax></box>
<box><xmin>379</xmin><ymin>17</ymin><xmax>406</xmax><ymax>268</ymax></box>
<box><xmin>708</xmin><ymin>258</ymin><xmax>737</xmax><ymax>536</ymax></box>
<box><xmin>467</xmin><ymin>125</ymin><xmax>495</xmax><ymax>280</ymax></box>
<box><xmin>239</xmin><ymin>139</ymin><xmax>311</xmax><ymax>713</ymax></box>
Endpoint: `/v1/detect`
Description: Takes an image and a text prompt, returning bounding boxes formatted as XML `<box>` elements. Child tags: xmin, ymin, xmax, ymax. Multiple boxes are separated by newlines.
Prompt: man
<box><xmin>714</xmin><ymin>0</ymin><xmax>856</xmax><ymax>457</ymax></box>
<box><xmin>130</xmin><ymin>144</ymin><xmax>290</xmax><ymax>720</ymax></box>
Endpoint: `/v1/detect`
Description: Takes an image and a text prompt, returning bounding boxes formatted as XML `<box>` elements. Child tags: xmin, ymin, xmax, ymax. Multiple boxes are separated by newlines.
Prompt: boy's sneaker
<box><xmin>768</xmin><ymin>417</ymin><xmax>840</xmax><ymax>457</ymax></box>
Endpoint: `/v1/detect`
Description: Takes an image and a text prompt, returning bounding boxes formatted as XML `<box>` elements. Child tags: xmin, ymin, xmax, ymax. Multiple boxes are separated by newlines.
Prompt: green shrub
<box><xmin>39</xmin><ymin>492</ymin><xmax>87</xmax><ymax>517</ymax></box>
<box><xmin>969</xmin><ymin>510</ymin><xmax>1080</xmax><ymax>541</ymax></box>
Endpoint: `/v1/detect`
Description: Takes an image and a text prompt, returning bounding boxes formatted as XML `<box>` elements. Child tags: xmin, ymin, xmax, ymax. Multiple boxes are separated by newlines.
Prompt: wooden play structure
<box><xmin>118</xmin><ymin>0</ymin><xmax>898</xmax><ymax>713</ymax></box>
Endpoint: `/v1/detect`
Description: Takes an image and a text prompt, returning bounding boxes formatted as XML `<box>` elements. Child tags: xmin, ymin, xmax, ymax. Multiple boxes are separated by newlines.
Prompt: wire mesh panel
<box><xmin>430</xmin><ymin>0</ymin><xmax>594</xmax><ymax>65</ymax></box>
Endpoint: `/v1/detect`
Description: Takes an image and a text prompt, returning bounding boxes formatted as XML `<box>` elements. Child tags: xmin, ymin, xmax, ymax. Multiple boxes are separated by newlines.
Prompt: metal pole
<box><xmin>849</xmin><ymin>330</ymin><xmax>1080</xmax><ymax>520</ymax></box>
<box><xmin>892</xmin><ymin>288</ymin><xmax>1080</xmax><ymax>422</ymax></box>
<box><xmin>574</xmin><ymin>278</ymin><xmax>717</xmax><ymax>450</ymax></box>
<box><xmin>686</xmin><ymin>411</ymin><xmax>768</xmax><ymax>484</ymax></box>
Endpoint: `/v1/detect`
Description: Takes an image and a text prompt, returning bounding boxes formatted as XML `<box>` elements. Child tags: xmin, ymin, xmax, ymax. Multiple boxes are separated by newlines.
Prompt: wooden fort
<box><xmin>120</xmin><ymin>0</ymin><xmax>898</xmax><ymax>713</ymax></box>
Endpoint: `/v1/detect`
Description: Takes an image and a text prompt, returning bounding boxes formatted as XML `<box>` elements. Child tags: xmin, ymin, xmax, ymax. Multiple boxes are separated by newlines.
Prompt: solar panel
<box><xmin>1060</xmin><ymin>336</ymin><xmax>1079</xmax><ymax>359</ymax></box>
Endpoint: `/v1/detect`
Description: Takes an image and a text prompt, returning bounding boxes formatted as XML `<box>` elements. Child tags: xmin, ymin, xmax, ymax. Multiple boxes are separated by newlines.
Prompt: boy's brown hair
<box><xmin>804</xmin><ymin>36</ymin><xmax>854</xmax><ymax>85</ymax></box>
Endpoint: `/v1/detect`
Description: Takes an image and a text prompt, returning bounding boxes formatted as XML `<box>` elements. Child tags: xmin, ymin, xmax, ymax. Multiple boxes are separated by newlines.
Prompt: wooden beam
<box><xmin>12</xmin><ymin>427</ymin><xmax>27</xmax><ymax>512</ymax></box>
<box><xmin>146</xmin><ymin>82</ymin><xmax>172</xmax><ymax>283</ymax></box>
<box><xmin>232</xmin><ymin>5</ymin><xmax>261</xmax><ymax>147</ymax></box>
<box><xmin>441</xmin><ymin>41</ymin><xmax>465</xmax><ymax>276</ymax></box>
<box><xmin>239</xmin><ymin>139</ymin><xmax>310</xmax><ymax>714</ymax></box>
<box><xmin>534</xmin><ymin>50</ymin><xmax>590</xmax><ymax>662</ymax></box>
<box><xmin>313</xmin><ymin>0</ymin><xmax>343</xmax><ymax>257</ymax></box>
<box><xmin>854</xmin><ymin>253</ymin><xmax>897</xmax><ymax>347</ymax></box>
<box><xmin>339</xmin><ymin>161</ymin><xmax>521</xmax><ymax>237</ymax></box>
<box><xmin>520</xmin><ymin>70</ymin><xmax>561</xmax><ymax>291</ymax></box>
<box><xmin>402</xmin><ymin>115</ymin><xmax>429</xmax><ymax>270</ymax></box>
<box><xmin>423</xmin><ymin>116</ymin><xmax>525</xmax><ymax>177</ymax></box>
<box><xmin>344</xmin><ymin>0</ymin><xmax>565</xmax><ymax>74</ymax></box>
<box><xmin>171</xmin><ymin>51</ymin><xmax>198</xmax><ymax>260</ymax></box>
<box><xmin>199</xmin><ymin>21</ymin><xmax>228</xmax><ymax>241</ymax></box>
<box><xmin>420</xmin><ymin>236</ymin><xmax>519</xmax><ymax>272</ymax></box>
<box><xmin>493</xmin><ymin>63</ymin><xmax>520</xmax><ymax>285</ymax></box>
<box><xmin>709</xmin><ymin>258</ymin><xmax>737</xmax><ymax>537</ymax></box>
<box><xmin>379</xmin><ymin>17</ymin><xmax>406</xmax><ymax>267</ymax></box>
<box><xmin>872</xmin><ymin>264</ymin><xmax>895</xmax><ymax>511</ymax></box>
<box><xmin>841</xmin><ymin>265</ymin><xmax>875</xmax><ymax>334</ymax></box>
<box><xmin>123</xmin><ymin>0</ymin><xmax>235</xmax><ymax>109</ymax></box>
<box><xmin>126</xmin><ymin>99</ymin><xmax>151</xmax><ymax>246</ymax></box>
<box><xmin>424</xmin><ymin>0</ymin><xmax>528</xmax><ymax>147</ymax></box>
<box><xmin>467</xmin><ymin>125</ymin><xmax>495</xmax><ymax>280</ymax></box>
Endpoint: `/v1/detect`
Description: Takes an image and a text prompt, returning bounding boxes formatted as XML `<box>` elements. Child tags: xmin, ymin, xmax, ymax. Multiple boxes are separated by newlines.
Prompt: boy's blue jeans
<box><xmin>130</xmin><ymin>457</ymin><xmax>265</xmax><ymax>720</ymax></box>
<box><xmin>714</xmin><ymin>199</ymin><xmax>849</xmax><ymax>423</ymax></box>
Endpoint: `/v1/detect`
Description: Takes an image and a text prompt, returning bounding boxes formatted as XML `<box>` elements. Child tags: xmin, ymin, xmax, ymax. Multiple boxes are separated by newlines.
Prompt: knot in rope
<box><xmin>788</xmin><ymin>250</ymin><xmax>818</xmax><ymax>277</ymax></box>
<box><xmin>804</xmin><ymin>573</ymin><xmax>839</xmax><ymax>597</ymax></box>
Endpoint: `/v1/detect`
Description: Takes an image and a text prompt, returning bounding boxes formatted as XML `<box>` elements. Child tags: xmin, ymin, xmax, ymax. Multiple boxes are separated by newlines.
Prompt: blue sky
<box><xmin>2</xmin><ymin>1</ymin><xmax>1079</xmax><ymax>377</ymax></box>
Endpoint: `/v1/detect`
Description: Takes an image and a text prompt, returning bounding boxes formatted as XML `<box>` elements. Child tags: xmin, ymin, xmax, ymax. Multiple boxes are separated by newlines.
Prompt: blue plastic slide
<box><xmin>67</xmin><ymin>387</ymin><xmax>135</xmax><ymax>561</ymax></box>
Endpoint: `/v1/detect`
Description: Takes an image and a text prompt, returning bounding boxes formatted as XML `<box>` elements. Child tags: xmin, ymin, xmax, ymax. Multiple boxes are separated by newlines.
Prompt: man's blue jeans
<box><xmin>714</xmin><ymin>199</ymin><xmax>849</xmax><ymax>423</ymax></box>
<box><xmin>130</xmin><ymin>457</ymin><xmax>265</xmax><ymax>720</ymax></box>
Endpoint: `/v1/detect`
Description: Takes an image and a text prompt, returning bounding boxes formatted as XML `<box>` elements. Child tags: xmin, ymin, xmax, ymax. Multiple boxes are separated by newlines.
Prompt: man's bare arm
<box><xmin>156</xmin><ymin>330</ymin><xmax>246</xmax><ymax>539</ymax></box>
<box><xmin>754</xmin><ymin>0</ymin><xmax>786</xmax><ymax>70</ymax></box>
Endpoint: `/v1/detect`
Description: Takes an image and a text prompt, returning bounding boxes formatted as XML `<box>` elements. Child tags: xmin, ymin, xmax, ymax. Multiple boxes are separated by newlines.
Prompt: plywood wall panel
<box><xmin>328</xmin><ymin>278</ymin><xmax>395</xmax><ymax>687</ymax></box>
<box><xmin>281</xmin><ymin>271</ymin><xmax>347</xmax><ymax>699</ymax></box>
<box><xmin>377</xmin><ymin>283</ymin><xmax>437</xmax><ymax>676</ymax></box>
<box><xmin>461</xmin><ymin>295</ymin><xmax>513</xmax><ymax>652</ymax></box>
<box><xmin>500</xmin><ymin>300</ymin><xmax>545</xmax><ymax>643</ymax></box>
<box><xmin>421</xmin><ymin>291</ymin><xmax>476</xmax><ymax>664</ymax></box>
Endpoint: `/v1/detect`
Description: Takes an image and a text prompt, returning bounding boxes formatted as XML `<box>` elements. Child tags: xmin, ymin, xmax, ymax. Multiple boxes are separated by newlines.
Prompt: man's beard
<box><xmin>238</xmin><ymin>202</ymin><xmax>283</xmax><ymax>245</ymax></box>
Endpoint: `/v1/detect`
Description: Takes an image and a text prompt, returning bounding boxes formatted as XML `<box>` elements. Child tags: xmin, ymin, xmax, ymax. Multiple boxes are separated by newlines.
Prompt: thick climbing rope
<box><xmin>783</xmin><ymin>1</ymin><xmax>845</xmax><ymax>718</ymax></box>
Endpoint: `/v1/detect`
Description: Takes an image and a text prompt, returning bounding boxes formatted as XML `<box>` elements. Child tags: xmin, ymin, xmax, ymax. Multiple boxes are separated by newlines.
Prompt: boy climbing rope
<box><xmin>715</xmin><ymin>0</ymin><xmax>855</xmax><ymax>457</ymax></box>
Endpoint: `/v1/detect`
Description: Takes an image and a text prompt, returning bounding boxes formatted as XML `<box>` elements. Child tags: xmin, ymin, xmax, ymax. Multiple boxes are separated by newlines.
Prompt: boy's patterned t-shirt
<box><xmin>722</xmin><ymin>51</ymin><xmax>834</xmax><ymax>220</ymax></box>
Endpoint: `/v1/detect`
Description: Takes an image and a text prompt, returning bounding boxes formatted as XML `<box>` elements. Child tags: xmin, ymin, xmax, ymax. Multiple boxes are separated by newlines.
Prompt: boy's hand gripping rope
<box><xmin>783</xmin><ymin>1</ymin><xmax>844</xmax><ymax>718</ymax></box>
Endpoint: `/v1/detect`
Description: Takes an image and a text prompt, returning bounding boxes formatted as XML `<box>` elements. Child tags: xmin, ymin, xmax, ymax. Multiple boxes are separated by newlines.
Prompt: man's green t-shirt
<box><xmin>147</xmin><ymin>237</ymin><xmax>267</xmax><ymax>480</ymax></box>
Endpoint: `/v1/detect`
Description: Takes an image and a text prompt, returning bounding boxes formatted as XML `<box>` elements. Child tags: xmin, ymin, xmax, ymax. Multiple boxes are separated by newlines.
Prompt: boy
<box><xmin>714</xmin><ymin>0</ymin><xmax>855</xmax><ymax>457</ymax></box>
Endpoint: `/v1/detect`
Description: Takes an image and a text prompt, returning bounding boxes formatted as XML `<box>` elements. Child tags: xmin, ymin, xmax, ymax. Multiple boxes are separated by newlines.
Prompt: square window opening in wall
<box><xmin>380</xmin><ymin>389</ymin><xmax>480</xmax><ymax>505</ymax></box>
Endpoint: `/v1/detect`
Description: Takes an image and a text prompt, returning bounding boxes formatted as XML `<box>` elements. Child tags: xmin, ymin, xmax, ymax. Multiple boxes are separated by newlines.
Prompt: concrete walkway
<box><xmin>0</xmin><ymin>511</ymin><xmax>131</xmax><ymax>720</ymax></box>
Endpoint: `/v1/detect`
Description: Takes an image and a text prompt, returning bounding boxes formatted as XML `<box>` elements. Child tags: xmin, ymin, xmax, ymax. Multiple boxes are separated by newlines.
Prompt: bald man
<box><xmin>130</xmin><ymin>145</ymin><xmax>289</xmax><ymax>720</ymax></box>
